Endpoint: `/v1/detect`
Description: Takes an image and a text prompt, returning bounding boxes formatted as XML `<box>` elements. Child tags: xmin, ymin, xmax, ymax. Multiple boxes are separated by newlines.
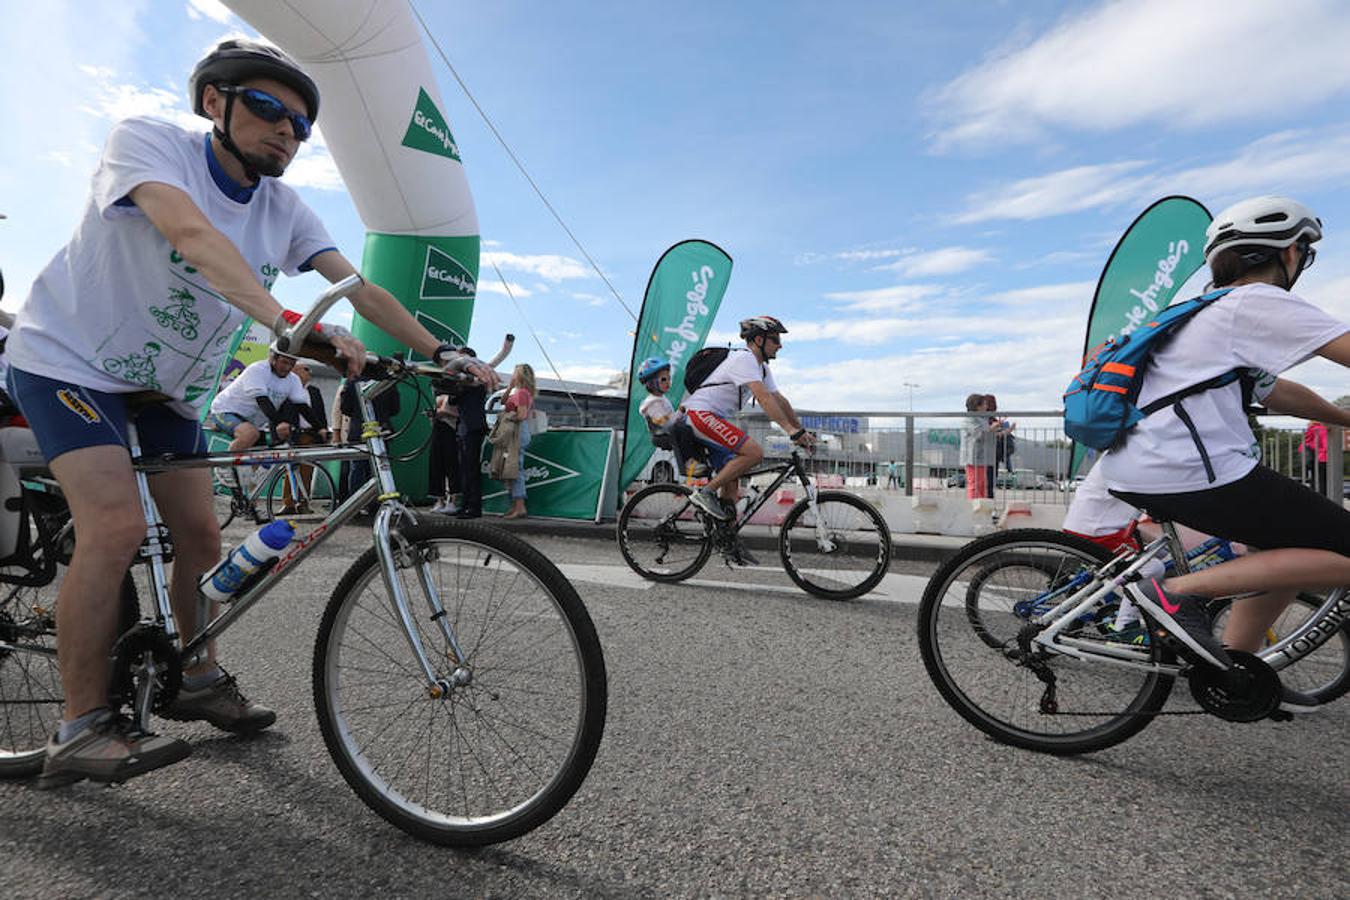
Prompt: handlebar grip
<box><xmin>276</xmin><ymin>273</ymin><xmax>364</xmax><ymax>354</ymax></box>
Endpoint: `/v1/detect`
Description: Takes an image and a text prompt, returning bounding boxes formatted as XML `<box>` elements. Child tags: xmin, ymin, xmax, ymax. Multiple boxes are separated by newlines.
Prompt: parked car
<box><xmin>945</xmin><ymin>471</ymin><xmax>966</xmax><ymax>488</ymax></box>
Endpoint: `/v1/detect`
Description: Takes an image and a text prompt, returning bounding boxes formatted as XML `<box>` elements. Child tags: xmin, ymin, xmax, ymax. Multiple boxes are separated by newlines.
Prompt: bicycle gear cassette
<box><xmin>109</xmin><ymin>623</ymin><xmax>182</xmax><ymax>713</ymax></box>
<box><xmin>1187</xmin><ymin>650</ymin><xmax>1279</xmax><ymax>723</ymax></box>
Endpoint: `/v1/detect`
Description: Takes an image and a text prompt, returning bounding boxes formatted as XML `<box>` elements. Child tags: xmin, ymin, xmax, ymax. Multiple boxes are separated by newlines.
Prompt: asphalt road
<box><xmin>2</xmin><ymin>519</ymin><xmax>1347</xmax><ymax>899</ymax></box>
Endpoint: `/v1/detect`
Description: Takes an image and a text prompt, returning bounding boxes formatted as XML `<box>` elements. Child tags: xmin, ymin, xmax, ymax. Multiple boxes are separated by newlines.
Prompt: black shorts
<box><xmin>1111</xmin><ymin>464</ymin><xmax>1350</xmax><ymax>555</ymax></box>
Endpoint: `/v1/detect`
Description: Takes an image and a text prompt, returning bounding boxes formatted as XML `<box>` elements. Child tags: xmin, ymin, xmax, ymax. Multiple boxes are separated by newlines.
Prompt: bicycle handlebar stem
<box><xmin>275</xmin><ymin>273</ymin><xmax>364</xmax><ymax>354</ymax></box>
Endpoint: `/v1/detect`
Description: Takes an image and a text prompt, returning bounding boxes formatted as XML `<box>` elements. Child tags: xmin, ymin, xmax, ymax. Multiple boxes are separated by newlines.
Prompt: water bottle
<box><xmin>736</xmin><ymin>484</ymin><xmax>762</xmax><ymax>519</ymax></box>
<box><xmin>199</xmin><ymin>520</ymin><xmax>295</xmax><ymax>604</ymax></box>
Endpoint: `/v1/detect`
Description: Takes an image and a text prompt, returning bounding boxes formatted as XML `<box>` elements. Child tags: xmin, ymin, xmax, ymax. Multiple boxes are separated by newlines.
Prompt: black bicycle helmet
<box><xmin>190</xmin><ymin>38</ymin><xmax>319</xmax><ymax>121</ymax></box>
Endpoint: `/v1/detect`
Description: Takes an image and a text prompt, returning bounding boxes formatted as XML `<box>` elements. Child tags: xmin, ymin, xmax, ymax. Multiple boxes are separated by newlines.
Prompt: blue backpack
<box><xmin>1063</xmin><ymin>288</ymin><xmax>1238</xmax><ymax>451</ymax></box>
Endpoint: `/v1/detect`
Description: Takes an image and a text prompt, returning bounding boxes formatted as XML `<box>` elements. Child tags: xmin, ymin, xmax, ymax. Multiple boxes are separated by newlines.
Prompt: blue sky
<box><xmin>3</xmin><ymin>0</ymin><xmax>1350</xmax><ymax>420</ymax></box>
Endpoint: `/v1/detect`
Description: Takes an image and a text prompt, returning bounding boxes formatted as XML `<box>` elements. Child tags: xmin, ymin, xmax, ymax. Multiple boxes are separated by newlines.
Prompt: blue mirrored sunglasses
<box><xmin>222</xmin><ymin>86</ymin><xmax>311</xmax><ymax>141</ymax></box>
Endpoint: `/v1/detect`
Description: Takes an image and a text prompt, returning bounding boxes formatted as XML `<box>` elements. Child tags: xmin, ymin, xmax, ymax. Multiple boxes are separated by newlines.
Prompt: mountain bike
<box><xmin>0</xmin><ymin>276</ymin><xmax>607</xmax><ymax>846</ymax></box>
<box><xmin>617</xmin><ymin>447</ymin><xmax>892</xmax><ymax>600</ymax></box>
<box><xmin>916</xmin><ymin>525</ymin><xmax>1349</xmax><ymax>754</ymax></box>
<box><xmin>210</xmin><ymin>432</ymin><xmax>339</xmax><ymax>528</ymax></box>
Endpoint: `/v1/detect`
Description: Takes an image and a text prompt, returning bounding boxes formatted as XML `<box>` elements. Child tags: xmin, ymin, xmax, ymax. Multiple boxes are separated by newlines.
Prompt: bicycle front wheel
<box><xmin>616</xmin><ymin>482</ymin><xmax>712</xmax><ymax>582</ymax></box>
<box><xmin>264</xmin><ymin>463</ymin><xmax>338</xmax><ymax>523</ymax></box>
<box><xmin>1210</xmin><ymin>592</ymin><xmax>1350</xmax><ymax>704</ymax></box>
<box><xmin>779</xmin><ymin>491</ymin><xmax>891</xmax><ymax>600</ymax></box>
<box><xmin>314</xmin><ymin>521</ymin><xmax>607</xmax><ymax>846</ymax></box>
<box><xmin>918</xmin><ymin>529</ymin><xmax>1174</xmax><ymax>755</ymax></box>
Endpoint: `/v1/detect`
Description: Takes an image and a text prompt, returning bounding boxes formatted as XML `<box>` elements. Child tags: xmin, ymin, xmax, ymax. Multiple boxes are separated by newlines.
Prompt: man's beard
<box><xmin>243</xmin><ymin>151</ymin><xmax>288</xmax><ymax>179</ymax></box>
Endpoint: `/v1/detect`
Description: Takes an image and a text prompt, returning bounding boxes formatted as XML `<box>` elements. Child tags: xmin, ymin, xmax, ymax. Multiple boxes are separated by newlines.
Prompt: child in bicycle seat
<box><xmin>1094</xmin><ymin>196</ymin><xmax>1350</xmax><ymax>712</ymax></box>
<box><xmin>636</xmin><ymin>356</ymin><xmax>707</xmax><ymax>478</ymax></box>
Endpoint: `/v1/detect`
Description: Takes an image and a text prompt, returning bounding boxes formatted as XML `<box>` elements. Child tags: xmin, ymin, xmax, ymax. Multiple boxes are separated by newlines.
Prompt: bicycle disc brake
<box><xmin>109</xmin><ymin>624</ymin><xmax>182</xmax><ymax>714</ymax></box>
<box><xmin>1187</xmin><ymin>650</ymin><xmax>1279</xmax><ymax>723</ymax></box>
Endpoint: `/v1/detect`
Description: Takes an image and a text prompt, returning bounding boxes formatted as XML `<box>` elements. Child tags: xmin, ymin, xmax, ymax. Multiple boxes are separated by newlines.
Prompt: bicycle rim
<box><xmin>779</xmin><ymin>492</ymin><xmax>891</xmax><ymax>600</ymax></box>
<box><xmin>616</xmin><ymin>483</ymin><xmax>711</xmax><ymax>582</ymax></box>
<box><xmin>918</xmin><ymin>530</ymin><xmax>1173</xmax><ymax>754</ymax></box>
<box><xmin>314</xmin><ymin>522</ymin><xmax>606</xmax><ymax>845</ymax></box>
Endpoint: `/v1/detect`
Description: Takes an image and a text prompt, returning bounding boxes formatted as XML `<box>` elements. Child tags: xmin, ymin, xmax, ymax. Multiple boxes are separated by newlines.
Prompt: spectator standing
<box><xmin>885</xmin><ymin>460</ymin><xmax>900</xmax><ymax>490</ymax></box>
<box><xmin>960</xmin><ymin>394</ymin><xmax>991</xmax><ymax>500</ymax></box>
<box><xmin>501</xmin><ymin>364</ymin><xmax>535</xmax><ymax>520</ymax></box>
<box><xmin>984</xmin><ymin>394</ymin><xmax>1014</xmax><ymax>495</ymax></box>
<box><xmin>455</xmin><ymin>346</ymin><xmax>488</xmax><ymax>519</ymax></box>
<box><xmin>428</xmin><ymin>385</ymin><xmax>460</xmax><ymax>514</ymax></box>
<box><xmin>1301</xmin><ymin>420</ymin><xmax>1329</xmax><ymax>491</ymax></box>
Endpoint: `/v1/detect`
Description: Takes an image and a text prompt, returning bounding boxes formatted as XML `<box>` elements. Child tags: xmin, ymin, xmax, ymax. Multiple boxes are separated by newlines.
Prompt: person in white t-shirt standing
<box><xmin>207</xmin><ymin>351</ymin><xmax>310</xmax><ymax>451</ymax></box>
<box><xmin>1099</xmin><ymin>196</ymin><xmax>1350</xmax><ymax>705</ymax></box>
<box><xmin>681</xmin><ymin>315</ymin><xmax>817</xmax><ymax>521</ymax></box>
<box><xmin>4</xmin><ymin>38</ymin><xmax>492</xmax><ymax>786</ymax></box>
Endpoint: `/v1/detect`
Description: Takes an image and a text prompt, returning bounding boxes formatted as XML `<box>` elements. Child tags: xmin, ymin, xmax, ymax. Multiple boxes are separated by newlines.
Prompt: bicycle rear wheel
<box><xmin>616</xmin><ymin>482</ymin><xmax>712</xmax><ymax>582</ymax></box>
<box><xmin>779</xmin><ymin>491</ymin><xmax>891</xmax><ymax>600</ymax></box>
<box><xmin>918</xmin><ymin>529</ymin><xmax>1174</xmax><ymax>755</ymax></box>
<box><xmin>264</xmin><ymin>463</ymin><xmax>338</xmax><ymax>522</ymax></box>
<box><xmin>0</xmin><ymin>501</ymin><xmax>139</xmax><ymax>777</ymax></box>
<box><xmin>314</xmin><ymin>520</ymin><xmax>607</xmax><ymax>846</ymax></box>
<box><xmin>1210</xmin><ymin>592</ymin><xmax>1350</xmax><ymax>704</ymax></box>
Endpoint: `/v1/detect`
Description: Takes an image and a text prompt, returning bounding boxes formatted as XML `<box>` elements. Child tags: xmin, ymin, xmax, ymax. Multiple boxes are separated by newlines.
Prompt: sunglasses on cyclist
<box><xmin>220</xmin><ymin>86</ymin><xmax>312</xmax><ymax>141</ymax></box>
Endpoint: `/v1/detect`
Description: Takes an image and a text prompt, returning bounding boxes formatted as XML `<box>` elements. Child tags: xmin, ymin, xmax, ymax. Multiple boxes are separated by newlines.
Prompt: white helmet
<box><xmin>1204</xmin><ymin>196</ymin><xmax>1322</xmax><ymax>266</ymax></box>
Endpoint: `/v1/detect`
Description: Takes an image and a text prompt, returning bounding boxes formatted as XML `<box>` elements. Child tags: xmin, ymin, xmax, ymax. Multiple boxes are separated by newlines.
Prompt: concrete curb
<box><xmin>457</xmin><ymin>512</ymin><xmax>970</xmax><ymax>563</ymax></box>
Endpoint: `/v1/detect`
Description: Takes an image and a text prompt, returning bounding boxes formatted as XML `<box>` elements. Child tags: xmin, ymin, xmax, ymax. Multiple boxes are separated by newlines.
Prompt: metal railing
<box><xmin>726</xmin><ymin>408</ymin><xmax>1346</xmax><ymax>505</ymax></box>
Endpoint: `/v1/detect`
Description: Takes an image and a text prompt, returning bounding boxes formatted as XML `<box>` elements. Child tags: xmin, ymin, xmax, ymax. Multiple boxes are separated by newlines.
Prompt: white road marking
<box><xmin>555</xmin><ymin>561</ymin><xmax>931</xmax><ymax>604</ymax></box>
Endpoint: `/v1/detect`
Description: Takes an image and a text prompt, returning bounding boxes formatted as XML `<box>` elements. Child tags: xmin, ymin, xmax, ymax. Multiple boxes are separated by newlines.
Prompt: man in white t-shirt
<box><xmin>208</xmin><ymin>351</ymin><xmax>310</xmax><ymax>451</ymax></box>
<box><xmin>1099</xmin><ymin>196</ymin><xmax>1350</xmax><ymax>707</ymax></box>
<box><xmin>681</xmin><ymin>315</ymin><xmax>816</xmax><ymax>520</ymax></box>
<box><xmin>5</xmin><ymin>38</ymin><xmax>491</xmax><ymax>786</ymax></box>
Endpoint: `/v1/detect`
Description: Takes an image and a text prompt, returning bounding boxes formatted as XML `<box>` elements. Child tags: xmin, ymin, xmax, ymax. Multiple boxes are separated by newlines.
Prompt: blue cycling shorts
<box><xmin>7</xmin><ymin>367</ymin><xmax>205</xmax><ymax>465</ymax></box>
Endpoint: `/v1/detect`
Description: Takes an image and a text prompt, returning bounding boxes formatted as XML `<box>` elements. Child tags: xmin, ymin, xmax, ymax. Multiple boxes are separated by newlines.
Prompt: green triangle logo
<box><xmin>401</xmin><ymin>88</ymin><xmax>461</xmax><ymax>161</ymax></box>
<box><xmin>419</xmin><ymin>245</ymin><xmax>476</xmax><ymax>300</ymax></box>
<box><xmin>482</xmin><ymin>451</ymin><xmax>582</xmax><ymax>501</ymax></box>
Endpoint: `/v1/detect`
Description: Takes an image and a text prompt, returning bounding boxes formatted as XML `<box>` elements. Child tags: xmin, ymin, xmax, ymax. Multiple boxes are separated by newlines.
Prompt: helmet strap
<box><xmin>213</xmin><ymin>92</ymin><xmax>261</xmax><ymax>185</ymax></box>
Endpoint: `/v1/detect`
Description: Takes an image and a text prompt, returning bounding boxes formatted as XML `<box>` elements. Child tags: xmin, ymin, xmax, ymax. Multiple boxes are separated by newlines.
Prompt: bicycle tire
<box><xmin>918</xmin><ymin>529</ymin><xmax>1174</xmax><ymax>755</ymax></box>
<box><xmin>0</xmin><ymin>506</ymin><xmax>139</xmax><ymax>777</ymax></box>
<box><xmin>1209</xmin><ymin>592</ymin><xmax>1350</xmax><ymax>704</ymax></box>
<box><xmin>264</xmin><ymin>463</ymin><xmax>338</xmax><ymax>523</ymax></box>
<box><xmin>313</xmin><ymin>520</ymin><xmax>607</xmax><ymax>846</ymax></box>
<box><xmin>616</xmin><ymin>482</ymin><xmax>712</xmax><ymax>583</ymax></box>
<box><xmin>779</xmin><ymin>491</ymin><xmax>891</xmax><ymax>600</ymax></box>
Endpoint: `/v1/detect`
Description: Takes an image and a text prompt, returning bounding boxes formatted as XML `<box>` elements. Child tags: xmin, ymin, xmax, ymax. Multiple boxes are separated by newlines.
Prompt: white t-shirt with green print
<box><xmin>7</xmin><ymin>116</ymin><xmax>333</xmax><ymax>418</ymax></box>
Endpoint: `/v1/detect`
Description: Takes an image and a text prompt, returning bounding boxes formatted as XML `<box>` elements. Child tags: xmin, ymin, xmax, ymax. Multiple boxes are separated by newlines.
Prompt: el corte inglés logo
<box><xmin>420</xmin><ymin>245</ymin><xmax>477</xmax><ymax>301</ymax></box>
<box><xmin>401</xmin><ymin>88</ymin><xmax>461</xmax><ymax>162</ymax></box>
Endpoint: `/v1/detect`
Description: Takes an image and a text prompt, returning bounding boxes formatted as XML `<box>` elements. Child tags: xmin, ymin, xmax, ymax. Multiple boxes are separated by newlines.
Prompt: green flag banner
<box><xmin>1070</xmin><ymin>196</ymin><xmax>1212</xmax><ymax>477</ymax></box>
<box><xmin>479</xmin><ymin>428</ymin><xmax>620</xmax><ymax>521</ymax></box>
<box><xmin>619</xmin><ymin>240</ymin><xmax>734</xmax><ymax>489</ymax></box>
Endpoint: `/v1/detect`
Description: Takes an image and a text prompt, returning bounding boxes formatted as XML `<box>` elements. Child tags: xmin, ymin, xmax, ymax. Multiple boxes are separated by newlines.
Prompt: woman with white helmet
<box><xmin>1099</xmin><ymin>196</ymin><xmax>1350</xmax><ymax>711</ymax></box>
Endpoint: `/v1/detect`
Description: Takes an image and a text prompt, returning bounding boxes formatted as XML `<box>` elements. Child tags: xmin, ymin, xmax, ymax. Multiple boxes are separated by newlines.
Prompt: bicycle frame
<box><xmin>721</xmin><ymin>449</ymin><xmax>818</xmax><ymax>534</ymax></box>
<box><xmin>114</xmin><ymin>377</ymin><xmax>469</xmax><ymax>728</ymax></box>
<box><xmin>1024</xmin><ymin>524</ymin><xmax>1350</xmax><ymax>678</ymax></box>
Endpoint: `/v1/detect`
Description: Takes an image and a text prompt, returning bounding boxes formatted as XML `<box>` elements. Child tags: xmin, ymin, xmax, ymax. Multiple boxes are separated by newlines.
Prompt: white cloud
<box><xmin>822</xmin><ymin>284</ymin><xmax>946</xmax><ymax>313</ymax></box>
<box><xmin>476</xmin><ymin>280</ymin><xmax>533</xmax><ymax>298</ymax></box>
<box><xmin>481</xmin><ymin>251</ymin><xmax>590</xmax><ymax>282</ymax></box>
<box><xmin>929</xmin><ymin>0</ymin><xmax>1350</xmax><ymax>151</ymax></box>
<box><xmin>952</xmin><ymin>126</ymin><xmax>1350</xmax><ymax>223</ymax></box>
<box><xmin>874</xmin><ymin>246</ymin><xmax>992</xmax><ymax>277</ymax></box>
<box><xmin>953</xmin><ymin>161</ymin><xmax>1151</xmax><ymax>224</ymax></box>
<box><xmin>571</xmin><ymin>292</ymin><xmax>609</xmax><ymax>307</ymax></box>
<box><xmin>185</xmin><ymin>0</ymin><xmax>236</xmax><ymax>24</ymax></box>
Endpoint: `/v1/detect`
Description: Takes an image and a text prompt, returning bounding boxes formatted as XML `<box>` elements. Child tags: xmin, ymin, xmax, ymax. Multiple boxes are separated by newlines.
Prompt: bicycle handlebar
<box><xmin>274</xmin><ymin>273</ymin><xmax>364</xmax><ymax>355</ymax></box>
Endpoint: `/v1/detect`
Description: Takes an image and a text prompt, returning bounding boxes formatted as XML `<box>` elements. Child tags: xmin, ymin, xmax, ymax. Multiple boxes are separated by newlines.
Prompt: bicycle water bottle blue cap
<box><xmin>259</xmin><ymin>519</ymin><xmax>295</xmax><ymax>550</ymax></box>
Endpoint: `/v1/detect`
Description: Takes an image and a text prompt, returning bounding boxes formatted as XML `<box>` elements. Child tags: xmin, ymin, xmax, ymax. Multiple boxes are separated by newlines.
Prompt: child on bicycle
<box><xmin>636</xmin><ymin>356</ymin><xmax>706</xmax><ymax>479</ymax></box>
<box><xmin>1096</xmin><ymin>196</ymin><xmax>1350</xmax><ymax>693</ymax></box>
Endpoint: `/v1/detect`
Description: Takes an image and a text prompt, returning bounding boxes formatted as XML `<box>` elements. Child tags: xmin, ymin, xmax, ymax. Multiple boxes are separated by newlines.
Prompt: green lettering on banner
<box><xmin>401</xmin><ymin>88</ymin><xmax>462</xmax><ymax>162</ymax></box>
